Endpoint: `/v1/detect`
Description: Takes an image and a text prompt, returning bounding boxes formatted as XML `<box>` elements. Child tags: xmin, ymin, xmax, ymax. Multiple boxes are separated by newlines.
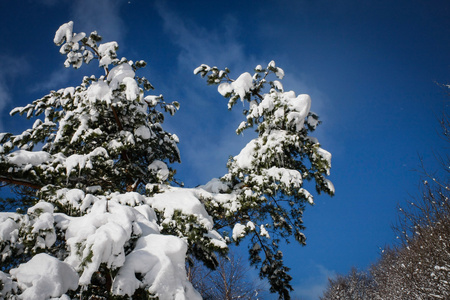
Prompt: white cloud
<box><xmin>293</xmin><ymin>264</ymin><xmax>336</xmax><ymax>300</ymax></box>
<box><xmin>154</xmin><ymin>3</ymin><xmax>333</xmax><ymax>187</ymax></box>
<box><xmin>70</xmin><ymin>0</ymin><xmax>127</xmax><ymax>43</ymax></box>
<box><xmin>155</xmin><ymin>1</ymin><xmax>254</xmax><ymax>73</ymax></box>
<box><xmin>154</xmin><ymin>2</ymin><xmax>259</xmax><ymax>186</ymax></box>
<box><xmin>30</xmin><ymin>68</ymin><xmax>72</xmax><ymax>94</ymax></box>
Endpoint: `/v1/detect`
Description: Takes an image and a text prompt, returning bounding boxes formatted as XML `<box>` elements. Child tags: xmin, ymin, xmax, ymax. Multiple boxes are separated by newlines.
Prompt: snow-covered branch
<box><xmin>0</xmin><ymin>21</ymin><xmax>333</xmax><ymax>299</ymax></box>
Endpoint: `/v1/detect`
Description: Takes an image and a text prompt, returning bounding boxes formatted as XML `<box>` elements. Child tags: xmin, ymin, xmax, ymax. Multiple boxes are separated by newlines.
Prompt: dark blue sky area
<box><xmin>0</xmin><ymin>1</ymin><xmax>449</xmax><ymax>298</ymax></box>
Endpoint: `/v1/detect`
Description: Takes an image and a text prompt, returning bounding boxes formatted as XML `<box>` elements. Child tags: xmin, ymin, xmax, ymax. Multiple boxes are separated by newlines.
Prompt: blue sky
<box><xmin>1</xmin><ymin>0</ymin><xmax>449</xmax><ymax>299</ymax></box>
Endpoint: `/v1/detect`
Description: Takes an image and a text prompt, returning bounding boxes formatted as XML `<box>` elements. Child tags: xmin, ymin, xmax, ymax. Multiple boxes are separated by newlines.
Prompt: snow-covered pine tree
<box><xmin>0</xmin><ymin>21</ymin><xmax>333</xmax><ymax>300</ymax></box>
<box><xmin>195</xmin><ymin>62</ymin><xmax>334</xmax><ymax>298</ymax></box>
<box><xmin>0</xmin><ymin>21</ymin><xmax>226</xmax><ymax>299</ymax></box>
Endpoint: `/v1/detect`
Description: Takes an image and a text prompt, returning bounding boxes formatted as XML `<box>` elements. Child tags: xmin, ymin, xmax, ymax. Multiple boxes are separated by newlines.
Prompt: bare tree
<box><xmin>189</xmin><ymin>251</ymin><xmax>267</xmax><ymax>300</ymax></box>
<box><xmin>322</xmin><ymin>107</ymin><xmax>450</xmax><ymax>299</ymax></box>
<box><xmin>320</xmin><ymin>267</ymin><xmax>373</xmax><ymax>300</ymax></box>
<box><xmin>386</xmin><ymin>108</ymin><xmax>450</xmax><ymax>299</ymax></box>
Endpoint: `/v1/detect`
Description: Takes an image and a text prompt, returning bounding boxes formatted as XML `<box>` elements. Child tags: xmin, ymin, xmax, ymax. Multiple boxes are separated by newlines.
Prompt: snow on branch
<box><xmin>0</xmin><ymin>21</ymin><xmax>333</xmax><ymax>300</ymax></box>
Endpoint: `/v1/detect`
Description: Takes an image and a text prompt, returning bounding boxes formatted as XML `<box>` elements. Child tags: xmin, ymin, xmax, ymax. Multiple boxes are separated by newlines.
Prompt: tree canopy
<box><xmin>0</xmin><ymin>21</ymin><xmax>333</xmax><ymax>299</ymax></box>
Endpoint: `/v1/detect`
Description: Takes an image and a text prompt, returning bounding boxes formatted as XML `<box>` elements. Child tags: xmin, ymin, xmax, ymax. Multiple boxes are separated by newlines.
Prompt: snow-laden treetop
<box><xmin>0</xmin><ymin>21</ymin><xmax>333</xmax><ymax>299</ymax></box>
<box><xmin>1</xmin><ymin>21</ymin><xmax>180</xmax><ymax>194</ymax></box>
<box><xmin>194</xmin><ymin>60</ymin><xmax>334</xmax><ymax>297</ymax></box>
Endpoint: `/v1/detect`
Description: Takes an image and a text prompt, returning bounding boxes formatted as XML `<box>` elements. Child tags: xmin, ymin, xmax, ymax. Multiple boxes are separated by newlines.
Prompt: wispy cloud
<box><xmin>70</xmin><ymin>0</ymin><xmax>127</xmax><ymax>43</ymax></box>
<box><xmin>154</xmin><ymin>2</ymin><xmax>258</xmax><ymax>185</ymax></box>
<box><xmin>155</xmin><ymin>1</ymin><xmax>254</xmax><ymax>73</ymax></box>
<box><xmin>293</xmin><ymin>264</ymin><xmax>336</xmax><ymax>300</ymax></box>
<box><xmin>0</xmin><ymin>55</ymin><xmax>30</xmax><ymax>131</ymax></box>
<box><xmin>154</xmin><ymin>2</ymin><xmax>332</xmax><ymax>187</ymax></box>
<box><xmin>30</xmin><ymin>67</ymin><xmax>72</xmax><ymax>94</ymax></box>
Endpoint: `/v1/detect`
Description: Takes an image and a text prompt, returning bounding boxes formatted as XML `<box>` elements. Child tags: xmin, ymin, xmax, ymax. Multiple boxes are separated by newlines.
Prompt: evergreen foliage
<box><xmin>195</xmin><ymin>60</ymin><xmax>334</xmax><ymax>297</ymax></box>
<box><xmin>0</xmin><ymin>21</ymin><xmax>333</xmax><ymax>299</ymax></box>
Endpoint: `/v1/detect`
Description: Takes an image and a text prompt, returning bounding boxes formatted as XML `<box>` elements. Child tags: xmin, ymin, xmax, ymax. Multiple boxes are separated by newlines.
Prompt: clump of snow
<box><xmin>316</xmin><ymin>147</ymin><xmax>332</xmax><ymax>175</ymax></box>
<box><xmin>267</xmin><ymin>61</ymin><xmax>285</xmax><ymax>79</ymax></box>
<box><xmin>121</xmin><ymin>130</ymin><xmax>135</xmax><ymax>145</ymax></box>
<box><xmin>218</xmin><ymin>82</ymin><xmax>233</xmax><ymax>96</ymax></box>
<box><xmin>148</xmin><ymin>160</ymin><xmax>169</xmax><ymax>182</ymax></box>
<box><xmin>52</xmin><ymin>188</ymin><xmax>97</xmax><ymax>212</ymax></box>
<box><xmin>147</xmin><ymin>187</ymin><xmax>213</xmax><ymax>229</ymax></box>
<box><xmin>286</xmin><ymin>94</ymin><xmax>311</xmax><ymax>131</ymax></box>
<box><xmin>0</xmin><ymin>271</ymin><xmax>15</xmax><ymax>297</ymax></box>
<box><xmin>232</xmin><ymin>223</ymin><xmax>246</xmax><ymax>241</ymax></box>
<box><xmin>113</xmin><ymin>234</ymin><xmax>201</xmax><ymax>299</ymax></box>
<box><xmin>86</xmin><ymin>185</ymin><xmax>102</xmax><ymax>194</ymax></box>
<box><xmin>62</xmin><ymin>87</ymin><xmax>75</xmax><ymax>98</ymax></box>
<box><xmin>144</xmin><ymin>95</ymin><xmax>160</xmax><ymax>106</ymax></box>
<box><xmin>64</xmin><ymin>199</ymin><xmax>144</xmax><ymax>284</ymax></box>
<box><xmin>200</xmin><ymin>178</ymin><xmax>230</xmax><ymax>193</ymax></box>
<box><xmin>193</xmin><ymin>64</ymin><xmax>210</xmax><ymax>75</ymax></box>
<box><xmin>265</xmin><ymin>167</ymin><xmax>303</xmax><ymax>188</ymax></box>
<box><xmin>87</xmin><ymin>80</ymin><xmax>111</xmax><ymax>104</ymax></box>
<box><xmin>325</xmin><ymin>179</ymin><xmax>335</xmax><ymax>195</ymax></box>
<box><xmin>7</xmin><ymin>150</ymin><xmax>51</xmax><ymax>166</ymax></box>
<box><xmin>273</xmin><ymin>80</ymin><xmax>284</xmax><ymax>91</ymax></box>
<box><xmin>0</xmin><ymin>213</ymin><xmax>20</xmax><ymax>243</ymax></box>
<box><xmin>111</xmin><ymin>192</ymin><xmax>146</xmax><ymax>207</ymax></box>
<box><xmin>10</xmin><ymin>253</ymin><xmax>78</xmax><ymax>300</ymax></box>
<box><xmin>146</xmin><ymin>187</ymin><xmax>227</xmax><ymax>248</ymax></box>
<box><xmin>232</xmin><ymin>221</ymin><xmax>255</xmax><ymax>241</ymax></box>
<box><xmin>65</xmin><ymin>147</ymin><xmax>109</xmax><ymax>178</ymax></box>
<box><xmin>276</xmin><ymin>68</ymin><xmax>285</xmax><ymax>79</ymax></box>
<box><xmin>300</xmin><ymin>188</ymin><xmax>314</xmax><ymax>205</ymax></box>
<box><xmin>231</xmin><ymin>72</ymin><xmax>254</xmax><ymax>100</ymax></box>
<box><xmin>107</xmin><ymin>63</ymin><xmax>139</xmax><ymax>100</ymax></box>
<box><xmin>260</xmin><ymin>225</ymin><xmax>270</xmax><ymax>238</ymax></box>
<box><xmin>108</xmin><ymin>139</ymin><xmax>124</xmax><ymax>152</ymax></box>
<box><xmin>85</xmin><ymin>67</ymin><xmax>139</xmax><ymax>105</ymax></box>
<box><xmin>23</xmin><ymin>202</ymin><xmax>58</xmax><ymax>250</ymax></box>
<box><xmin>233</xmin><ymin>139</ymin><xmax>257</xmax><ymax>170</ymax></box>
<box><xmin>65</xmin><ymin>154</ymin><xmax>88</xmax><ymax>177</ymax></box>
<box><xmin>64</xmin><ymin>189</ymin><xmax>85</xmax><ymax>207</ymax></box>
<box><xmin>53</xmin><ymin>192</ymin><xmax>161</xmax><ymax>290</ymax></box>
<box><xmin>27</xmin><ymin>202</ymin><xmax>57</xmax><ymax>249</ymax></box>
<box><xmin>54</xmin><ymin>21</ymin><xmax>74</xmax><ymax>45</ymax></box>
<box><xmin>197</xmin><ymin>183</ymin><xmax>241</xmax><ymax>215</ymax></box>
<box><xmin>218</xmin><ymin>72</ymin><xmax>254</xmax><ymax>101</ymax></box>
<box><xmin>107</xmin><ymin>63</ymin><xmax>134</xmax><ymax>86</ymax></box>
<box><xmin>243</xmin><ymin>90</ymin><xmax>311</xmax><ymax>134</ymax></box>
<box><xmin>98</xmin><ymin>42</ymin><xmax>118</xmax><ymax>67</ymax></box>
<box><xmin>135</xmin><ymin>125</ymin><xmax>152</xmax><ymax>140</ymax></box>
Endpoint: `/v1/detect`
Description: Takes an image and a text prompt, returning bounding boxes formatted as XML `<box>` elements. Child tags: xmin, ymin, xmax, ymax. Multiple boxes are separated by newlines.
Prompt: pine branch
<box><xmin>0</xmin><ymin>176</ymin><xmax>41</xmax><ymax>189</ymax></box>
